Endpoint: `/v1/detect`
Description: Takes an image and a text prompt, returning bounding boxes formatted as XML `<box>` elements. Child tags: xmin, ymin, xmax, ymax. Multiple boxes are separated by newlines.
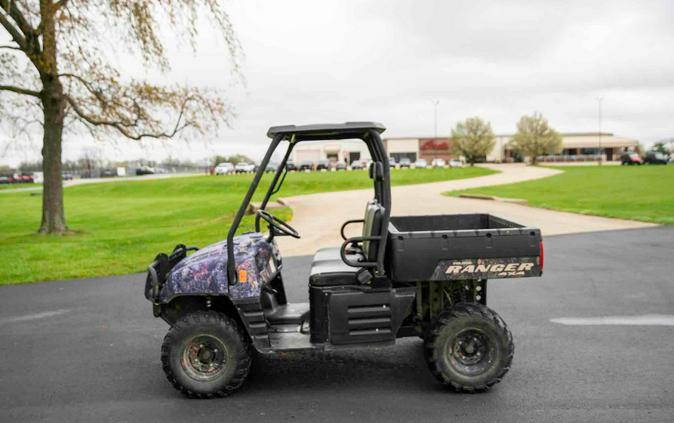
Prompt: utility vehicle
<box><xmin>144</xmin><ymin>122</ymin><xmax>544</xmax><ymax>398</ymax></box>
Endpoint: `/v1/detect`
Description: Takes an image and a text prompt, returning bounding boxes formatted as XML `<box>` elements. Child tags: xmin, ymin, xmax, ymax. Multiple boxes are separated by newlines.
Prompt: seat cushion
<box><xmin>309</xmin><ymin>247</ymin><xmax>363</xmax><ymax>287</ymax></box>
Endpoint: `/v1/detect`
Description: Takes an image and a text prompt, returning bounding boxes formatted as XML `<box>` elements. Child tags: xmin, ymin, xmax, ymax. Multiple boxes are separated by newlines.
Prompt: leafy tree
<box><xmin>652</xmin><ymin>140</ymin><xmax>672</xmax><ymax>155</ymax></box>
<box><xmin>213</xmin><ymin>154</ymin><xmax>254</xmax><ymax>166</ymax></box>
<box><xmin>451</xmin><ymin>117</ymin><xmax>496</xmax><ymax>166</ymax></box>
<box><xmin>510</xmin><ymin>112</ymin><xmax>562</xmax><ymax>165</ymax></box>
<box><xmin>0</xmin><ymin>1</ymin><xmax>240</xmax><ymax>233</ymax></box>
<box><xmin>19</xmin><ymin>160</ymin><xmax>42</xmax><ymax>171</ymax></box>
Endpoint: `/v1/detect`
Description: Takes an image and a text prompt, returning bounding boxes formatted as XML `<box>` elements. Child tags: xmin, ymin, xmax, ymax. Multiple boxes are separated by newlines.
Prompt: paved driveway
<box><xmin>1</xmin><ymin>227</ymin><xmax>673</xmax><ymax>422</ymax></box>
<box><xmin>277</xmin><ymin>164</ymin><xmax>653</xmax><ymax>256</ymax></box>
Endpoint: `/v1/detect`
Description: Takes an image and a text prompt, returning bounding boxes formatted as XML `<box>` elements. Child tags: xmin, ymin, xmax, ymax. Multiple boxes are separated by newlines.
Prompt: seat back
<box><xmin>362</xmin><ymin>200</ymin><xmax>384</xmax><ymax>262</ymax></box>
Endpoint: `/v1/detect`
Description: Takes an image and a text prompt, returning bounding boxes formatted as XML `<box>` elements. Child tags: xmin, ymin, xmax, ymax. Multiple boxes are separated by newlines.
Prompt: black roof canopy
<box><xmin>267</xmin><ymin>122</ymin><xmax>386</xmax><ymax>141</ymax></box>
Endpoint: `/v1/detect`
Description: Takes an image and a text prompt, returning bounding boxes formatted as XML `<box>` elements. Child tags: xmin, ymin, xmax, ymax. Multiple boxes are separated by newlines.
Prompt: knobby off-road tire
<box><xmin>424</xmin><ymin>303</ymin><xmax>514</xmax><ymax>392</ymax></box>
<box><xmin>161</xmin><ymin>311</ymin><xmax>251</xmax><ymax>398</ymax></box>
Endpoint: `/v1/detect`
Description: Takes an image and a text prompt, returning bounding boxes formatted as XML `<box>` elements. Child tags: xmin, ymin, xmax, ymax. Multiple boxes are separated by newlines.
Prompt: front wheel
<box><xmin>424</xmin><ymin>303</ymin><xmax>513</xmax><ymax>392</ymax></box>
<box><xmin>161</xmin><ymin>311</ymin><xmax>251</xmax><ymax>398</ymax></box>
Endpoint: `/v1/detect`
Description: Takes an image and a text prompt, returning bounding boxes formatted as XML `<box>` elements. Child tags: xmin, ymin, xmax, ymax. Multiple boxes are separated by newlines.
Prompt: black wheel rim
<box><xmin>181</xmin><ymin>334</ymin><xmax>230</xmax><ymax>382</ymax></box>
<box><xmin>444</xmin><ymin>328</ymin><xmax>495</xmax><ymax>377</ymax></box>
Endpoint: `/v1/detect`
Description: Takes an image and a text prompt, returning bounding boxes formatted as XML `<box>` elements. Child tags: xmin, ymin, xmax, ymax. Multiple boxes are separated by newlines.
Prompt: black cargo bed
<box><xmin>386</xmin><ymin>214</ymin><xmax>543</xmax><ymax>282</ymax></box>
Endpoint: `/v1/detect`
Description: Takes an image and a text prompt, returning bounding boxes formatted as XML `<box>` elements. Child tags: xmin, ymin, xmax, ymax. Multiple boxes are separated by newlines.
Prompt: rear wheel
<box><xmin>161</xmin><ymin>311</ymin><xmax>251</xmax><ymax>398</ymax></box>
<box><xmin>424</xmin><ymin>303</ymin><xmax>513</xmax><ymax>392</ymax></box>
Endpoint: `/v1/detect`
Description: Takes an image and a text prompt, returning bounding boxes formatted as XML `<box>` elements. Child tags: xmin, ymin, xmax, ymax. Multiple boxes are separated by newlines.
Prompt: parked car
<box><xmin>214</xmin><ymin>162</ymin><xmax>234</xmax><ymax>175</ymax></box>
<box><xmin>299</xmin><ymin>161</ymin><xmax>314</xmax><ymax>171</ymax></box>
<box><xmin>286</xmin><ymin>160</ymin><xmax>297</xmax><ymax>171</ymax></box>
<box><xmin>235</xmin><ymin>162</ymin><xmax>255</xmax><ymax>173</ymax></box>
<box><xmin>388</xmin><ymin>156</ymin><xmax>397</xmax><ymax>169</ymax></box>
<box><xmin>620</xmin><ymin>152</ymin><xmax>642</xmax><ymax>165</ymax></box>
<box><xmin>643</xmin><ymin>151</ymin><xmax>669</xmax><ymax>165</ymax></box>
<box><xmin>414</xmin><ymin>159</ymin><xmax>428</xmax><ymax>169</ymax></box>
<box><xmin>335</xmin><ymin>162</ymin><xmax>347</xmax><ymax>171</ymax></box>
<box><xmin>265</xmin><ymin>162</ymin><xmax>279</xmax><ymax>173</ymax></box>
<box><xmin>350</xmin><ymin>160</ymin><xmax>365</xmax><ymax>170</ymax></box>
<box><xmin>316</xmin><ymin>160</ymin><xmax>331</xmax><ymax>171</ymax></box>
<box><xmin>100</xmin><ymin>169</ymin><xmax>117</xmax><ymax>178</ymax></box>
<box><xmin>62</xmin><ymin>172</ymin><xmax>74</xmax><ymax>181</ymax></box>
<box><xmin>449</xmin><ymin>159</ymin><xmax>464</xmax><ymax>168</ymax></box>
<box><xmin>136</xmin><ymin>166</ymin><xmax>155</xmax><ymax>175</ymax></box>
<box><xmin>399</xmin><ymin>157</ymin><xmax>412</xmax><ymax>168</ymax></box>
<box><xmin>431</xmin><ymin>158</ymin><xmax>446</xmax><ymax>168</ymax></box>
<box><xmin>0</xmin><ymin>175</ymin><xmax>13</xmax><ymax>184</ymax></box>
<box><xmin>17</xmin><ymin>173</ymin><xmax>34</xmax><ymax>183</ymax></box>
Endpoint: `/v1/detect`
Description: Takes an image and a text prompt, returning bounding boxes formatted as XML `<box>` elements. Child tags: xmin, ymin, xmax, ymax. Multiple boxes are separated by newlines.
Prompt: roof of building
<box><xmin>267</xmin><ymin>122</ymin><xmax>386</xmax><ymax>140</ymax></box>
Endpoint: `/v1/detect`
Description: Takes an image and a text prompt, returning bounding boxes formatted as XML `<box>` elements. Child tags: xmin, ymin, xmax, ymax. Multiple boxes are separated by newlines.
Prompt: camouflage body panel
<box><xmin>431</xmin><ymin>257</ymin><xmax>541</xmax><ymax>280</ymax></box>
<box><xmin>158</xmin><ymin>232</ymin><xmax>277</xmax><ymax>303</ymax></box>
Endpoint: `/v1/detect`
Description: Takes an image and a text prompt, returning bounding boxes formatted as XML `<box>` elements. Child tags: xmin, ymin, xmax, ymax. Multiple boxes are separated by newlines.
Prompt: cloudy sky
<box><xmin>2</xmin><ymin>0</ymin><xmax>674</xmax><ymax>166</ymax></box>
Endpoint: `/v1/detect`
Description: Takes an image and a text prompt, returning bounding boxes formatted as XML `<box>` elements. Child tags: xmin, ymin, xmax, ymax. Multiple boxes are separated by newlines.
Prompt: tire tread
<box><xmin>160</xmin><ymin>311</ymin><xmax>251</xmax><ymax>399</ymax></box>
<box><xmin>424</xmin><ymin>302</ymin><xmax>514</xmax><ymax>392</ymax></box>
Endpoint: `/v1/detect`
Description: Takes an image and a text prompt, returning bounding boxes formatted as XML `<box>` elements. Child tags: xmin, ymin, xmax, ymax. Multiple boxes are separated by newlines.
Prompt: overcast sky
<box><xmin>2</xmin><ymin>0</ymin><xmax>674</xmax><ymax>166</ymax></box>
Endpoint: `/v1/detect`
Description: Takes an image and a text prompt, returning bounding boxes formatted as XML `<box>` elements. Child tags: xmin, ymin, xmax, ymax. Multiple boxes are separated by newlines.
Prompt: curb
<box><xmin>458</xmin><ymin>193</ymin><xmax>529</xmax><ymax>205</ymax></box>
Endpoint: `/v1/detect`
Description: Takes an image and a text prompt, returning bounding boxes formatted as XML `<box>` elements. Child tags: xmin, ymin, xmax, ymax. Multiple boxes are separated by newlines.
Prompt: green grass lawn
<box><xmin>0</xmin><ymin>167</ymin><xmax>494</xmax><ymax>284</ymax></box>
<box><xmin>451</xmin><ymin>165</ymin><xmax>674</xmax><ymax>225</ymax></box>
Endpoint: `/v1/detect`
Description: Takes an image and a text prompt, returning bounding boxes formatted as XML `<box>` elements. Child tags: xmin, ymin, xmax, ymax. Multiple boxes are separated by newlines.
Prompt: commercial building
<box><xmin>492</xmin><ymin>133</ymin><xmax>639</xmax><ymax>163</ymax></box>
<box><xmin>291</xmin><ymin>140</ymin><xmax>371</xmax><ymax>165</ymax></box>
<box><xmin>292</xmin><ymin>132</ymin><xmax>638</xmax><ymax>164</ymax></box>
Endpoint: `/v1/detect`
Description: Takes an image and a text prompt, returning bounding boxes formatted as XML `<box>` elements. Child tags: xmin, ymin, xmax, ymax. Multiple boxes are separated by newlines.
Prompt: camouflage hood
<box><xmin>158</xmin><ymin>232</ymin><xmax>276</xmax><ymax>303</ymax></box>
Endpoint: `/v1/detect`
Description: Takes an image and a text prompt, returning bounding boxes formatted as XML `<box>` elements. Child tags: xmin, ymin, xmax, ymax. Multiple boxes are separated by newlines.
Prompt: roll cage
<box><xmin>226</xmin><ymin>122</ymin><xmax>391</xmax><ymax>284</ymax></box>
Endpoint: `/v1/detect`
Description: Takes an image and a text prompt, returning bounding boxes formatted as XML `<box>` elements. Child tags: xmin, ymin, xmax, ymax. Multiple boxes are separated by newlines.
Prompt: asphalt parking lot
<box><xmin>1</xmin><ymin>227</ymin><xmax>673</xmax><ymax>422</ymax></box>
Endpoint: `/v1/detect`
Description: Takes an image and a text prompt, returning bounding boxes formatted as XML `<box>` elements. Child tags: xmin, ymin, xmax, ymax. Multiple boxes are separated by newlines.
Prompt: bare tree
<box><xmin>0</xmin><ymin>1</ymin><xmax>240</xmax><ymax>233</ymax></box>
<box><xmin>451</xmin><ymin>117</ymin><xmax>496</xmax><ymax>166</ymax></box>
<box><xmin>510</xmin><ymin>113</ymin><xmax>562</xmax><ymax>165</ymax></box>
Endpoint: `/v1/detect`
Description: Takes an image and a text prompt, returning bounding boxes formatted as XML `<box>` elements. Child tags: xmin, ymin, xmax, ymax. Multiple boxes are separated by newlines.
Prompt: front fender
<box><xmin>157</xmin><ymin>232</ymin><xmax>275</xmax><ymax>304</ymax></box>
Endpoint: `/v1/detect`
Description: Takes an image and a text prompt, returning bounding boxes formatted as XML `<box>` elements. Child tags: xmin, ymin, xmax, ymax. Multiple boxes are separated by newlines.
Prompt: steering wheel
<box><xmin>257</xmin><ymin>210</ymin><xmax>301</xmax><ymax>239</ymax></box>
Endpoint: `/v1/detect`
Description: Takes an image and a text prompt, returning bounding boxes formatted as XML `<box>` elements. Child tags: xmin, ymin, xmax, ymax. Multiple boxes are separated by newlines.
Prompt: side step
<box><xmin>268</xmin><ymin>332</ymin><xmax>316</xmax><ymax>351</ymax></box>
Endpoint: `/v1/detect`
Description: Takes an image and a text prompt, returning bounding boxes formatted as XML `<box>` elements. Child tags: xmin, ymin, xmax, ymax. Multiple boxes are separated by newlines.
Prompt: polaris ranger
<box><xmin>144</xmin><ymin>122</ymin><xmax>544</xmax><ymax>398</ymax></box>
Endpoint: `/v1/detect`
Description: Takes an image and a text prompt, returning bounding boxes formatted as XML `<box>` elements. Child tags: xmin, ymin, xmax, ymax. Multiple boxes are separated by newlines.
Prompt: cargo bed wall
<box><xmin>387</xmin><ymin>214</ymin><xmax>543</xmax><ymax>282</ymax></box>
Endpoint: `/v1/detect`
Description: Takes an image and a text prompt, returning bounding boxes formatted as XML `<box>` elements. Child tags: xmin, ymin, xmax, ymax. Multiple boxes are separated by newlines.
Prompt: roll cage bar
<box><xmin>226</xmin><ymin>122</ymin><xmax>391</xmax><ymax>285</ymax></box>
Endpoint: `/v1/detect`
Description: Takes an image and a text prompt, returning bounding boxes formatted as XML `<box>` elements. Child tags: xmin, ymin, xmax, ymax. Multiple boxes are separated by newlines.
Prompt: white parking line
<box><xmin>0</xmin><ymin>309</ymin><xmax>71</xmax><ymax>325</ymax></box>
<box><xmin>550</xmin><ymin>314</ymin><xmax>674</xmax><ymax>326</ymax></box>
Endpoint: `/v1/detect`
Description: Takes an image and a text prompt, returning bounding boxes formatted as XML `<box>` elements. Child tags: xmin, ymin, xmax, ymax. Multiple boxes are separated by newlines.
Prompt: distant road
<box><xmin>0</xmin><ymin>172</ymin><xmax>204</xmax><ymax>194</ymax></box>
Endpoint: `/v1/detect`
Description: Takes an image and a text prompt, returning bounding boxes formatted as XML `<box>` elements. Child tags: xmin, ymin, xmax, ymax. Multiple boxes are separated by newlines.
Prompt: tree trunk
<box><xmin>39</xmin><ymin>79</ymin><xmax>67</xmax><ymax>234</ymax></box>
<box><xmin>37</xmin><ymin>1</ymin><xmax>67</xmax><ymax>234</ymax></box>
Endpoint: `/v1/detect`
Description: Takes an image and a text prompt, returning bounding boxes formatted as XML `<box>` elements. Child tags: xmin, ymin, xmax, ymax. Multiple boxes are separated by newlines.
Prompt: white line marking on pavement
<box><xmin>0</xmin><ymin>309</ymin><xmax>71</xmax><ymax>325</ymax></box>
<box><xmin>550</xmin><ymin>314</ymin><xmax>674</xmax><ymax>326</ymax></box>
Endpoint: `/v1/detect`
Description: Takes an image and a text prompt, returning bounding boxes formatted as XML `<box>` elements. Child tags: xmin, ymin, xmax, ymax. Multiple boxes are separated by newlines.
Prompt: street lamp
<box><xmin>597</xmin><ymin>97</ymin><xmax>603</xmax><ymax>165</ymax></box>
<box><xmin>433</xmin><ymin>100</ymin><xmax>439</xmax><ymax>139</ymax></box>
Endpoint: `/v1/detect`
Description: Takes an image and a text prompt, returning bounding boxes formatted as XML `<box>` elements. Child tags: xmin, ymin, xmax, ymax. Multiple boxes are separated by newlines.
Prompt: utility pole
<box><xmin>597</xmin><ymin>97</ymin><xmax>603</xmax><ymax>165</ymax></box>
<box><xmin>433</xmin><ymin>100</ymin><xmax>439</xmax><ymax>139</ymax></box>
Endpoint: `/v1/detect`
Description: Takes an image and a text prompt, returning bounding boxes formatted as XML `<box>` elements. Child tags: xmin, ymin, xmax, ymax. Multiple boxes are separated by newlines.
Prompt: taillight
<box><xmin>539</xmin><ymin>241</ymin><xmax>545</xmax><ymax>271</ymax></box>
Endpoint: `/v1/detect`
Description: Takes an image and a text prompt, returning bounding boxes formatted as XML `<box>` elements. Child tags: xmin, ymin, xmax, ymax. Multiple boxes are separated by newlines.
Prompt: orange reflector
<box><xmin>238</xmin><ymin>269</ymin><xmax>248</xmax><ymax>283</ymax></box>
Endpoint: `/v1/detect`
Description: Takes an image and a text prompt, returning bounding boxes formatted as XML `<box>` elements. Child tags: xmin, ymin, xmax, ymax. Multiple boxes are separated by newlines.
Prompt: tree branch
<box><xmin>0</xmin><ymin>83</ymin><xmax>40</xmax><ymax>97</ymax></box>
<box><xmin>65</xmin><ymin>94</ymin><xmax>192</xmax><ymax>140</ymax></box>
<box><xmin>0</xmin><ymin>8</ymin><xmax>27</xmax><ymax>49</ymax></box>
<box><xmin>54</xmin><ymin>0</ymin><xmax>69</xmax><ymax>10</ymax></box>
<box><xmin>1</xmin><ymin>0</ymin><xmax>35</xmax><ymax>38</ymax></box>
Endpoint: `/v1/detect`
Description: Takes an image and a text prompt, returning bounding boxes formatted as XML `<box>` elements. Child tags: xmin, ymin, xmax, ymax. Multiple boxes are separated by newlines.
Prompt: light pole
<box><xmin>433</xmin><ymin>100</ymin><xmax>439</xmax><ymax>139</ymax></box>
<box><xmin>597</xmin><ymin>97</ymin><xmax>603</xmax><ymax>165</ymax></box>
